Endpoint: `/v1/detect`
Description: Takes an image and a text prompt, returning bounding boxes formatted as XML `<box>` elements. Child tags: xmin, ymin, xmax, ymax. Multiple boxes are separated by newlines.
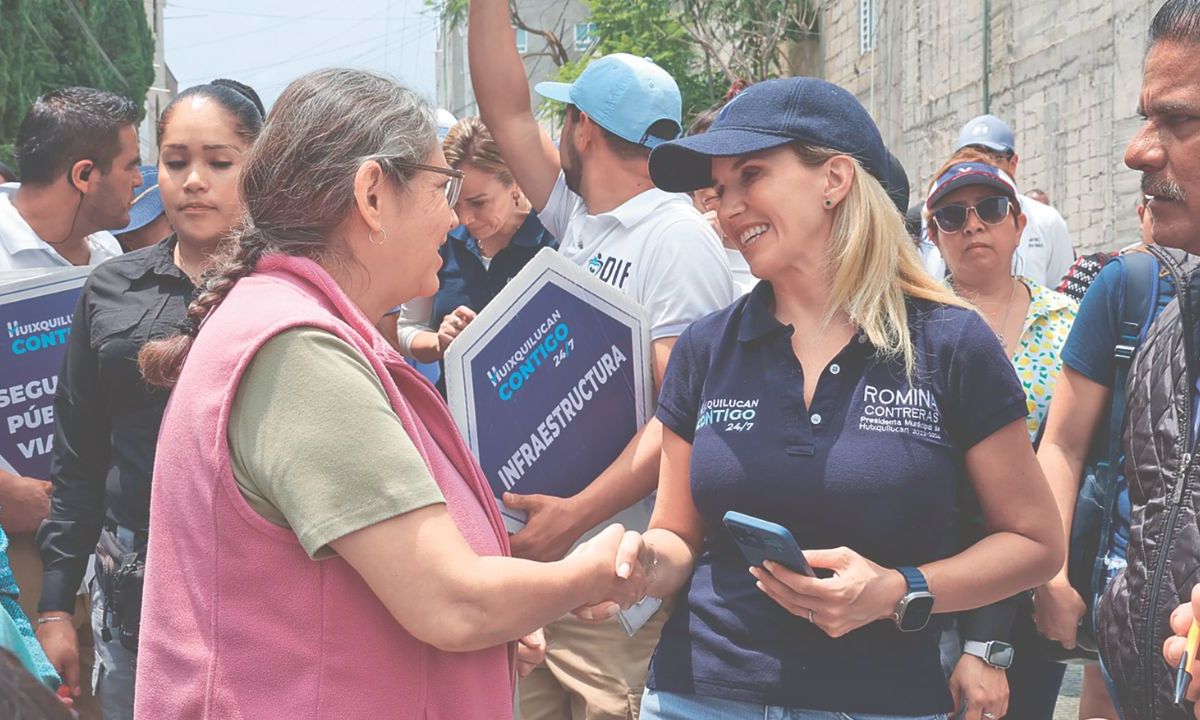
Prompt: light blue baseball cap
<box><xmin>955</xmin><ymin>114</ymin><xmax>1016</xmax><ymax>153</ymax></box>
<box><xmin>535</xmin><ymin>53</ymin><xmax>682</xmax><ymax>148</ymax></box>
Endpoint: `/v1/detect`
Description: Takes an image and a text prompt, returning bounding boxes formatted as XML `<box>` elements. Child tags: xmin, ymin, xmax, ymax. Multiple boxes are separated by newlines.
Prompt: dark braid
<box><xmin>139</xmin><ymin>229</ymin><xmax>269</xmax><ymax>388</ymax></box>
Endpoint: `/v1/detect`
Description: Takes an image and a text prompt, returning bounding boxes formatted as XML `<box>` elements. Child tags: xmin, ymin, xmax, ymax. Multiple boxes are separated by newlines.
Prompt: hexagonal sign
<box><xmin>445</xmin><ymin>248</ymin><xmax>652</xmax><ymax>532</ymax></box>
<box><xmin>0</xmin><ymin>268</ymin><xmax>91</xmax><ymax>478</ymax></box>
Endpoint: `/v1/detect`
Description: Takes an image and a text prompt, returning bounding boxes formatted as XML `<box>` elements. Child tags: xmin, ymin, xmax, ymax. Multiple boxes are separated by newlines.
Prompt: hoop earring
<box><xmin>368</xmin><ymin>227</ymin><xmax>388</xmax><ymax>246</ymax></box>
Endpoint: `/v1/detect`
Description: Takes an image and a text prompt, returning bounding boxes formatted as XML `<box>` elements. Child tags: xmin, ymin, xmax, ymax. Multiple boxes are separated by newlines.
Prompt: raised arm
<box><xmin>467</xmin><ymin>0</ymin><xmax>560</xmax><ymax>210</ymax></box>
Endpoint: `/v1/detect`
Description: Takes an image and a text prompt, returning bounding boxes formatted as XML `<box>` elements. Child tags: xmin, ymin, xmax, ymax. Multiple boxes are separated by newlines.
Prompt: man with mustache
<box><xmin>1052</xmin><ymin>1</ymin><xmax>1200</xmax><ymax>717</ymax></box>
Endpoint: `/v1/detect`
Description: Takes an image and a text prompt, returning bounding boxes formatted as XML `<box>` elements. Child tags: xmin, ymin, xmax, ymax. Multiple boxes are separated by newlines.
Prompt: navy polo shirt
<box><xmin>430</xmin><ymin>211</ymin><xmax>557</xmax><ymax>328</ymax></box>
<box><xmin>648</xmin><ymin>282</ymin><xmax>1027</xmax><ymax>715</ymax></box>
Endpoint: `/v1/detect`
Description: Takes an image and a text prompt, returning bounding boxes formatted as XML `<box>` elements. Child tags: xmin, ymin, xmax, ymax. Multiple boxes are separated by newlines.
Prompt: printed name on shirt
<box><xmin>696</xmin><ymin>397</ymin><xmax>759</xmax><ymax>433</ymax></box>
<box><xmin>495</xmin><ymin>343</ymin><xmax>629</xmax><ymax>490</ymax></box>
<box><xmin>486</xmin><ymin>310</ymin><xmax>574</xmax><ymax>401</ymax></box>
<box><xmin>586</xmin><ymin>253</ymin><xmax>634</xmax><ymax>290</ymax></box>
<box><xmin>858</xmin><ymin>384</ymin><xmax>944</xmax><ymax>441</ymax></box>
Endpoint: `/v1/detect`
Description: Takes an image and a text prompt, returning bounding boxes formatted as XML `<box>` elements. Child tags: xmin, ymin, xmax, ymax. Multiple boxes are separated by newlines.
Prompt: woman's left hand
<box><xmin>750</xmin><ymin>547</ymin><xmax>907</xmax><ymax>637</ymax></box>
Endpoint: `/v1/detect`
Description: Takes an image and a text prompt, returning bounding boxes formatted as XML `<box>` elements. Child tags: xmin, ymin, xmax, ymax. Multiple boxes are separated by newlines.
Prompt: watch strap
<box><xmin>897</xmin><ymin>566</ymin><xmax>928</xmax><ymax>594</ymax></box>
<box><xmin>962</xmin><ymin>640</ymin><xmax>991</xmax><ymax>661</ymax></box>
<box><xmin>962</xmin><ymin>639</ymin><xmax>1013</xmax><ymax>669</ymax></box>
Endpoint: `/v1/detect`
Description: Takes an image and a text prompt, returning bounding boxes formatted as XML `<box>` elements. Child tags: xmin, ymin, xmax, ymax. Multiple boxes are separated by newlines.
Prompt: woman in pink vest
<box><xmin>132</xmin><ymin>69</ymin><xmax>651</xmax><ymax>720</ymax></box>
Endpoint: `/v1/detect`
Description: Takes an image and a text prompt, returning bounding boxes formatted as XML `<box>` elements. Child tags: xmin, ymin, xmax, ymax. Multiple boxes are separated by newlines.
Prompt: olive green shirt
<box><xmin>228</xmin><ymin>327</ymin><xmax>445</xmax><ymax>559</ymax></box>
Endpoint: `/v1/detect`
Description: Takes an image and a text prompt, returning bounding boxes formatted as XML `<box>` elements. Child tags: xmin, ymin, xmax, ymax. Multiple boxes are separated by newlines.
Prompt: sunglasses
<box><xmin>380</xmin><ymin>158</ymin><xmax>465</xmax><ymax>207</ymax></box>
<box><xmin>930</xmin><ymin>195</ymin><xmax>1013</xmax><ymax>233</ymax></box>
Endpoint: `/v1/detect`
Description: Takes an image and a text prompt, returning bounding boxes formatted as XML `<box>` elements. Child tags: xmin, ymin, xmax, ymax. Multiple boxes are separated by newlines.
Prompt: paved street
<box><xmin>1055</xmin><ymin>664</ymin><xmax>1083</xmax><ymax>719</ymax></box>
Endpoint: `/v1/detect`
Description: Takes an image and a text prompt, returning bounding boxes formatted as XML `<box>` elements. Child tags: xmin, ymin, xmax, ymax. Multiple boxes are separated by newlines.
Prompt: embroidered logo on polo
<box><xmin>857</xmin><ymin>384</ymin><xmax>944</xmax><ymax>441</ymax></box>
<box><xmin>585</xmin><ymin>253</ymin><xmax>634</xmax><ymax>290</ymax></box>
<box><xmin>696</xmin><ymin>397</ymin><xmax>759</xmax><ymax>433</ymax></box>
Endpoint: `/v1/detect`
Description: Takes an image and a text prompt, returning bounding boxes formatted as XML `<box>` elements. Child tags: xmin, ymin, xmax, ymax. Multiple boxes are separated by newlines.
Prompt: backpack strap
<box><xmin>1097</xmin><ymin>252</ymin><xmax>1159</xmax><ymax>498</ymax></box>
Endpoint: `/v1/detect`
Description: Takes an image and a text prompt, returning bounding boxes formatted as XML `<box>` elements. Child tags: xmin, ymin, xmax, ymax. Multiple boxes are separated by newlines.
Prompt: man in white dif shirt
<box><xmin>0</xmin><ymin>87</ymin><xmax>141</xmax><ymax>283</ymax></box>
<box><xmin>468</xmin><ymin>2</ymin><xmax>735</xmax><ymax>717</ymax></box>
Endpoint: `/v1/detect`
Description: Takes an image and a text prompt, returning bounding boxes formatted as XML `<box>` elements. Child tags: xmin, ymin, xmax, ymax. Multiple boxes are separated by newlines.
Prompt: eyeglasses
<box><xmin>930</xmin><ymin>195</ymin><xmax>1013</xmax><ymax>233</ymax></box>
<box><xmin>380</xmin><ymin>158</ymin><xmax>465</xmax><ymax>207</ymax></box>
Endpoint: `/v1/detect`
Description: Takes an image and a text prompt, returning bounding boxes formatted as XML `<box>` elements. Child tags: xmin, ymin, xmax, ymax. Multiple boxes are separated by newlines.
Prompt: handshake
<box><xmin>569</xmin><ymin>524</ymin><xmax>658</xmax><ymax>623</ymax></box>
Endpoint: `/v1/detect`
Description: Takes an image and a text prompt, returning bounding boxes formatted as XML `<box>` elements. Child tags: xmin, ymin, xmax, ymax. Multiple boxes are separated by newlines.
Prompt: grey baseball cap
<box><xmin>955</xmin><ymin>114</ymin><xmax>1015</xmax><ymax>153</ymax></box>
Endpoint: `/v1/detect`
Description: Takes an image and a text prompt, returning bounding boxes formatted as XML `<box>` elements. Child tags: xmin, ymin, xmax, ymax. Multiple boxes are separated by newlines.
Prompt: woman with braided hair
<box><xmin>34</xmin><ymin>78</ymin><xmax>264</xmax><ymax>719</ymax></box>
<box><xmin>131</xmin><ymin>69</ymin><xmax>652</xmax><ymax>719</ymax></box>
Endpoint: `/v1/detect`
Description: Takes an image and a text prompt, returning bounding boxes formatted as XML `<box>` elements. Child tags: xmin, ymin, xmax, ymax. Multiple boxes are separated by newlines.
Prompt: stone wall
<box><xmin>821</xmin><ymin>0</ymin><xmax>1160</xmax><ymax>253</ymax></box>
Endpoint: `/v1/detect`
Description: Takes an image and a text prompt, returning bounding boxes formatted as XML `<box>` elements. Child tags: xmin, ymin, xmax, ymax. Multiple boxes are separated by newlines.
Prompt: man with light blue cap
<box><xmin>468</xmin><ymin>2</ymin><xmax>735</xmax><ymax>717</ymax></box>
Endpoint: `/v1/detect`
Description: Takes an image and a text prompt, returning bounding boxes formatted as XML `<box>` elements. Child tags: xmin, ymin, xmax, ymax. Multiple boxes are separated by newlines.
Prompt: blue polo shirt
<box><xmin>431</xmin><ymin>211</ymin><xmax>557</xmax><ymax>325</ymax></box>
<box><xmin>648</xmin><ymin>282</ymin><xmax>1028</xmax><ymax>715</ymax></box>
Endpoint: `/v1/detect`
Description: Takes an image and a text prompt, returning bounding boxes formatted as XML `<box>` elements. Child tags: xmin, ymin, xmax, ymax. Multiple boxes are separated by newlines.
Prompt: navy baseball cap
<box><xmin>535</xmin><ymin>53</ymin><xmax>682</xmax><ymax>149</ymax></box>
<box><xmin>648</xmin><ymin>77</ymin><xmax>888</xmax><ymax>193</ymax></box>
<box><xmin>925</xmin><ymin>162</ymin><xmax>1019</xmax><ymax>210</ymax></box>
<box><xmin>115</xmin><ymin>165</ymin><xmax>163</xmax><ymax>234</ymax></box>
<box><xmin>884</xmin><ymin>150</ymin><xmax>910</xmax><ymax>214</ymax></box>
<box><xmin>954</xmin><ymin>114</ymin><xmax>1016</xmax><ymax>154</ymax></box>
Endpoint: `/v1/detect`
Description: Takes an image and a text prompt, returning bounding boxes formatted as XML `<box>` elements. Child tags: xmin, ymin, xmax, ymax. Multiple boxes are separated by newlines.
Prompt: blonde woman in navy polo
<box><xmin>592</xmin><ymin>78</ymin><xmax>1064</xmax><ymax>720</ymax></box>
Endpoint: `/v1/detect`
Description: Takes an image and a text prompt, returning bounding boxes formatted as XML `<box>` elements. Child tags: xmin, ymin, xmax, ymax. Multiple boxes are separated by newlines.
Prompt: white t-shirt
<box><xmin>1015</xmin><ymin>195</ymin><xmax>1074</xmax><ymax>286</ymax></box>
<box><xmin>541</xmin><ymin>172</ymin><xmax>736</xmax><ymax>341</ymax></box>
<box><xmin>918</xmin><ymin>192</ymin><xmax>1075</xmax><ymax>288</ymax></box>
<box><xmin>0</xmin><ymin>193</ymin><xmax>122</xmax><ymax>282</ymax></box>
<box><xmin>540</xmin><ymin>171</ymin><xmax>735</xmax><ymax>537</ymax></box>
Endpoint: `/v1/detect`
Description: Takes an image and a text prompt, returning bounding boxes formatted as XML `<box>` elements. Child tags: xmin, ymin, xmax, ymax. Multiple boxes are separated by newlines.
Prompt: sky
<box><xmin>164</xmin><ymin>0</ymin><xmax>440</xmax><ymax>112</ymax></box>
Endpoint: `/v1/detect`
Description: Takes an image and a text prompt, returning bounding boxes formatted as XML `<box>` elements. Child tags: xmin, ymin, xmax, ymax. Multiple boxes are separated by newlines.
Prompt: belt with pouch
<box><xmin>94</xmin><ymin>524</ymin><xmax>146</xmax><ymax>653</ymax></box>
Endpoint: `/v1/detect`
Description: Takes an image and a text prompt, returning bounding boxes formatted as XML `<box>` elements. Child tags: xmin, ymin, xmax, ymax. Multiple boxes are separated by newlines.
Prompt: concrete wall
<box><xmin>821</xmin><ymin>0</ymin><xmax>1160</xmax><ymax>254</ymax></box>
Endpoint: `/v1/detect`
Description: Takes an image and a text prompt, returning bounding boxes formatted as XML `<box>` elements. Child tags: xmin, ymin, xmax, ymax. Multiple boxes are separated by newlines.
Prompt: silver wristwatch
<box><xmin>962</xmin><ymin>639</ymin><xmax>1015</xmax><ymax>669</ymax></box>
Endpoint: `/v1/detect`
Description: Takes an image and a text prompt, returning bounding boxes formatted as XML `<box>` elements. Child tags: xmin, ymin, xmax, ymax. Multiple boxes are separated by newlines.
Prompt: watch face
<box><xmin>988</xmin><ymin>642</ymin><xmax>1015</xmax><ymax>669</ymax></box>
<box><xmin>897</xmin><ymin>592</ymin><xmax>935</xmax><ymax>632</ymax></box>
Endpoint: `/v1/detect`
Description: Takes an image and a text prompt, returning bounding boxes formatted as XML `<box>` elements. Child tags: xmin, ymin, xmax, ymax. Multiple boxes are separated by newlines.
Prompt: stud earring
<box><xmin>824</xmin><ymin>198</ymin><xmax>834</xmax><ymax>208</ymax></box>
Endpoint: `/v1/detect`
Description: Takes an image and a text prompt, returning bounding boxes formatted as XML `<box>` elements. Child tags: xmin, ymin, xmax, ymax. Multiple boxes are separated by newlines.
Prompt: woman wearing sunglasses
<box><xmin>605</xmin><ymin>78</ymin><xmax>1063</xmax><ymax>720</ymax></box>
<box><xmin>131</xmin><ymin>70</ymin><xmax>651</xmax><ymax>719</ymax></box>
<box><xmin>926</xmin><ymin>160</ymin><xmax>1078</xmax><ymax>720</ymax></box>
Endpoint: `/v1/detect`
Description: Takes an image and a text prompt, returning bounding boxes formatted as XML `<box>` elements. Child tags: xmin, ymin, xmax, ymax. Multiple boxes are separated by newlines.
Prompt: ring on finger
<box><xmin>807</xmin><ymin>609</ymin><xmax>815</xmax><ymax>623</ymax></box>
<box><xmin>982</xmin><ymin>712</ymin><xmax>997</xmax><ymax>719</ymax></box>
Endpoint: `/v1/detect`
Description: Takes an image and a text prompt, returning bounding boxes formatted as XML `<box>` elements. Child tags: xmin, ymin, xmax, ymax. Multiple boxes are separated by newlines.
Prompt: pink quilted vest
<box><xmin>134</xmin><ymin>254</ymin><xmax>514</xmax><ymax>719</ymax></box>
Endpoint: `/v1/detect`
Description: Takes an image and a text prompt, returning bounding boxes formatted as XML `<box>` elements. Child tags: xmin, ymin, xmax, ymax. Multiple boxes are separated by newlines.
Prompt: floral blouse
<box><xmin>1011</xmin><ymin>276</ymin><xmax>1078</xmax><ymax>441</ymax></box>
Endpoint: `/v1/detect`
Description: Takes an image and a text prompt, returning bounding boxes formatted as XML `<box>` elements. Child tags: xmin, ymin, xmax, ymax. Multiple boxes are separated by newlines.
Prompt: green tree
<box><xmin>87</xmin><ymin>0</ymin><xmax>156</xmax><ymax>108</ymax></box>
<box><xmin>0</xmin><ymin>0</ymin><xmax>36</xmax><ymax>165</ymax></box>
<box><xmin>0</xmin><ymin>0</ymin><xmax>155</xmax><ymax>168</ymax></box>
<box><xmin>425</xmin><ymin>1</ymin><xmax>819</xmax><ymax>125</ymax></box>
<box><xmin>554</xmin><ymin>0</ymin><xmax>723</xmax><ymax>124</ymax></box>
<box><xmin>676</xmin><ymin>0</ymin><xmax>819</xmax><ymax>82</ymax></box>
